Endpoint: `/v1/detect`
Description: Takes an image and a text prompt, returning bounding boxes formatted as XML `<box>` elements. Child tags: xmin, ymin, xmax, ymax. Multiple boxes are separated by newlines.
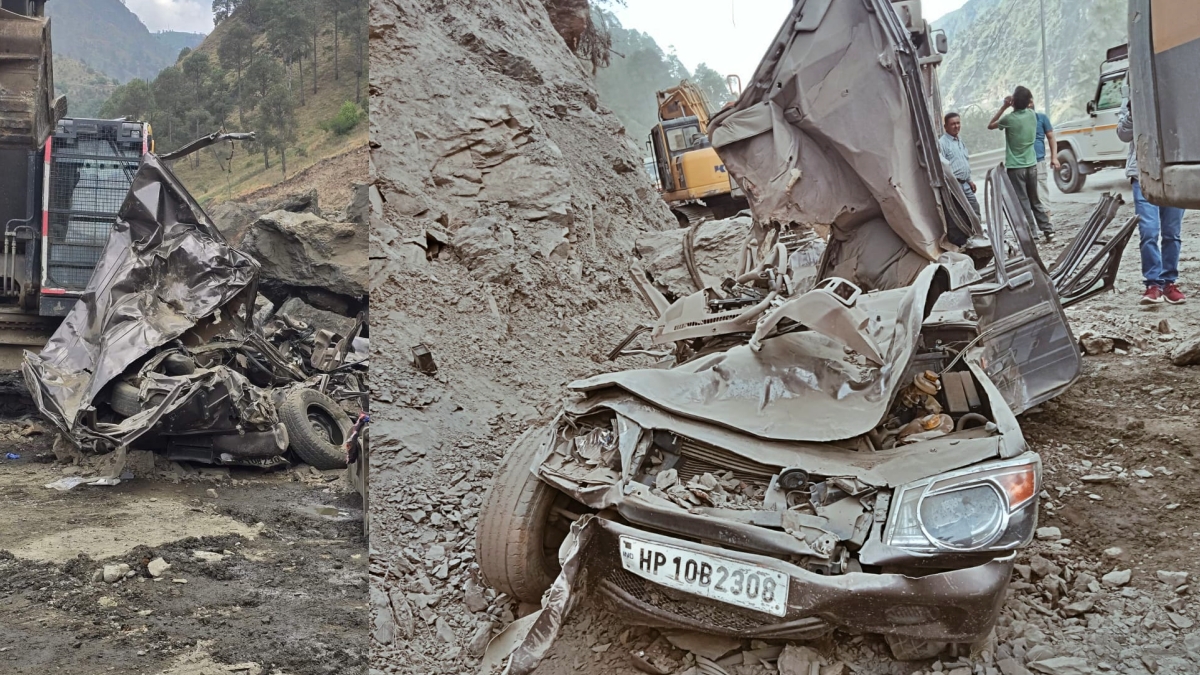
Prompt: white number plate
<box><xmin>618</xmin><ymin>536</ymin><xmax>790</xmax><ymax>617</ymax></box>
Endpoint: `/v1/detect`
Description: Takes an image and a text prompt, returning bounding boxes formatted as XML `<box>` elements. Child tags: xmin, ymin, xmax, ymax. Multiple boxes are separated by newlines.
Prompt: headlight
<box><xmin>884</xmin><ymin>454</ymin><xmax>1040</xmax><ymax>553</ymax></box>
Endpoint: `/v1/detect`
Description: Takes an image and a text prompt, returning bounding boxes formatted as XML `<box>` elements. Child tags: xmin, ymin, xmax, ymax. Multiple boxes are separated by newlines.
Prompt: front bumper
<box><xmin>593</xmin><ymin>519</ymin><xmax>1011</xmax><ymax>642</ymax></box>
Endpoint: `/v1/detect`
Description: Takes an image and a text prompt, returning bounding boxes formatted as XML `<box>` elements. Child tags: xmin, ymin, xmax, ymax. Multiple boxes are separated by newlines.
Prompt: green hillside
<box><xmin>934</xmin><ymin>0</ymin><xmax>1127</xmax><ymax>151</ymax></box>
<box><xmin>46</xmin><ymin>0</ymin><xmax>193</xmax><ymax>83</ymax></box>
<box><xmin>53</xmin><ymin>54</ymin><xmax>118</xmax><ymax>118</ymax></box>
<box><xmin>99</xmin><ymin>0</ymin><xmax>368</xmax><ymax>207</ymax></box>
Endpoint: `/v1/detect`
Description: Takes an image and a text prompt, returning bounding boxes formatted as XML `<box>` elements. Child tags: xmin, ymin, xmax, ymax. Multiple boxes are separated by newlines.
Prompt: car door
<box><xmin>1093</xmin><ymin>69</ymin><xmax>1128</xmax><ymax>158</ymax></box>
<box><xmin>969</xmin><ymin>168</ymin><xmax>1082</xmax><ymax>415</ymax></box>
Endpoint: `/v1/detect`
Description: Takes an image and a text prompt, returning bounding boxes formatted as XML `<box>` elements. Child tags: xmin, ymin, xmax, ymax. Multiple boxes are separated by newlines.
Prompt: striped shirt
<box><xmin>939</xmin><ymin>133</ymin><xmax>971</xmax><ymax>183</ymax></box>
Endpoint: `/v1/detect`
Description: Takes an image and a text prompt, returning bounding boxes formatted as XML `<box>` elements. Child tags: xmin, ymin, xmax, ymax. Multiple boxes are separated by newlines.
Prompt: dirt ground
<box><xmin>370</xmin><ymin>186</ymin><xmax>1200</xmax><ymax>675</ymax></box>
<box><xmin>0</xmin><ymin>431</ymin><xmax>368</xmax><ymax>675</ymax></box>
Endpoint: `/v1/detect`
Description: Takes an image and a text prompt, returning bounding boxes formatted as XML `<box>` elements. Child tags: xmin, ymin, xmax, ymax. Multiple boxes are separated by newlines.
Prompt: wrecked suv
<box><xmin>477</xmin><ymin>1</ymin><xmax>1136</xmax><ymax>671</ymax></box>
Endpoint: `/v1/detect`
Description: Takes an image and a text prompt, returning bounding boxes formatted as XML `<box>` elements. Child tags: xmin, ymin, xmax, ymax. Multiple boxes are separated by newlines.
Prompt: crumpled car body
<box><xmin>477</xmin><ymin>1</ymin><xmax>1138</xmax><ymax>671</ymax></box>
<box><xmin>22</xmin><ymin>150</ymin><xmax>367</xmax><ymax>469</ymax></box>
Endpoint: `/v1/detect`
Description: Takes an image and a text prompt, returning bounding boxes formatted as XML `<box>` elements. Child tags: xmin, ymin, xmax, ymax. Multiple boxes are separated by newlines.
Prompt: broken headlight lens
<box><xmin>884</xmin><ymin>454</ymin><xmax>1040</xmax><ymax>553</ymax></box>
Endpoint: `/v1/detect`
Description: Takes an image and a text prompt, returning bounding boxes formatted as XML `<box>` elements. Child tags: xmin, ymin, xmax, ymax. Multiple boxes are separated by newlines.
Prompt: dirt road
<box><xmin>0</xmin><ymin>435</ymin><xmax>367</xmax><ymax>675</ymax></box>
<box><xmin>370</xmin><ymin>195</ymin><xmax>1200</xmax><ymax>675</ymax></box>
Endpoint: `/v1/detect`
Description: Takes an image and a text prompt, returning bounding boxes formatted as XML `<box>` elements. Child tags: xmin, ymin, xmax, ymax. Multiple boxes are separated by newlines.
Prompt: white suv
<box><xmin>1053</xmin><ymin>45</ymin><xmax>1129</xmax><ymax>193</ymax></box>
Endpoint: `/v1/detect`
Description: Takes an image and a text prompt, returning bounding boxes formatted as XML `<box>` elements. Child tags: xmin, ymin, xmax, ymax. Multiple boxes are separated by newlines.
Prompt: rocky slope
<box><xmin>367</xmin><ymin>0</ymin><xmax>674</xmax><ymax>670</ymax></box>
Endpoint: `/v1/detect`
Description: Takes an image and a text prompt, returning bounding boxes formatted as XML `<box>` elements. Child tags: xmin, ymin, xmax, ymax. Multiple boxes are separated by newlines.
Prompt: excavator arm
<box><xmin>0</xmin><ymin>3</ymin><xmax>65</xmax><ymax>152</ymax></box>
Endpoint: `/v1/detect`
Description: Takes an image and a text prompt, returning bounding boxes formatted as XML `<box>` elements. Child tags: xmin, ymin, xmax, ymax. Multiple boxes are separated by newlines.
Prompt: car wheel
<box><xmin>280</xmin><ymin>388</ymin><xmax>351</xmax><ymax>470</ymax></box>
<box><xmin>476</xmin><ymin>427</ymin><xmax>575</xmax><ymax>603</ymax></box>
<box><xmin>109</xmin><ymin>381</ymin><xmax>142</xmax><ymax>417</ymax></box>
<box><xmin>1054</xmin><ymin>148</ymin><xmax>1086</xmax><ymax>193</ymax></box>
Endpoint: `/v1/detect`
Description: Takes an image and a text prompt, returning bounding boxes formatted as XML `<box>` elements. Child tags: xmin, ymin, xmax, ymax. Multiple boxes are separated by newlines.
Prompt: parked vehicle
<box><xmin>1052</xmin><ymin>45</ymin><xmax>1129</xmax><ymax>194</ymax></box>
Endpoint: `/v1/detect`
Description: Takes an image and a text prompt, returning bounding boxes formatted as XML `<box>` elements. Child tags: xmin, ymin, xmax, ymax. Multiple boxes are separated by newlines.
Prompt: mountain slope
<box><xmin>47</xmin><ymin>0</ymin><xmax>199</xmax><ymax>82</ymax></box>
<box><xmin>154</xmin><ymin>30</ymin><xmax>207</xmax><ymax>60</ymax></box>
<box><xmin>934</xmin><ymin>0</ymin><xmax>1126</xmax><ymax>150</ymax></box>
<box><xmin>52</xmin><ymin>54</ymin><xmax>119</xmax><ymax>118</ymax></box>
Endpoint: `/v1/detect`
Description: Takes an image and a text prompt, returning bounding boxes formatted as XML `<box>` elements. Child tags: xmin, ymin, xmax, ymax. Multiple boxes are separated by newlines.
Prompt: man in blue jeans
<box><xmin>1118</xmin><ymin>100</ymin><xmax>1186</xmax><ymax>305</ymax></box>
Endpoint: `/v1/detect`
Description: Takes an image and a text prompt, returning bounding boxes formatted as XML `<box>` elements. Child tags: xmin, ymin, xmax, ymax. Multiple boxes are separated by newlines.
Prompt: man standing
<box><xmin>939</xmin><ymin>112</ymin><xmax>980</xmax><ymax>216</ymax></box>
<box><xmin>989</xmin><ymin>86</ymin><xmax>1053</xmax><ymax>240</ymax></box>
<box><xmin>1118</xmin><ymin>100</ymin><xmax>1186</xmax><ymax>304</ymax></box>
<box><xmin>1031</xmin><ymin>99</ymin><xmax>1059</xmax><ymax>219</ymax></box>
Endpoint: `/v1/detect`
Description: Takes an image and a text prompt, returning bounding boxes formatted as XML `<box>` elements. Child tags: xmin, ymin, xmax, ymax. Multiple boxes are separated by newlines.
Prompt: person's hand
<box><xmin>1003</xmin><ymin>96</ymin><xmax>1013</xmax><ymax>108</ymax></box>
<box><xmin>969</xmin><ymin>181</ymin><xmax>977</xmax><ymax>193</ymax></box>
<box><xmin>1051</xmin><ymin>158</ymin><xmax>1061</xmax><ymax>170</ymax></box>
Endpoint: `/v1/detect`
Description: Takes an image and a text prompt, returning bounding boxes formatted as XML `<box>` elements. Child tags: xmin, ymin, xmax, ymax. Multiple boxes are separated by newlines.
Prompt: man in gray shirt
<box><xmin>939</xmin><ymin>112</ymin><xmax>979</xmax><ymax>216</ymax></box>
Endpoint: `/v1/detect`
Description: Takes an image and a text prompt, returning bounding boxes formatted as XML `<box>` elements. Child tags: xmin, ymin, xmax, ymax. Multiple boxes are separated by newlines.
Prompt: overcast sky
<box><xmin>612</xmin><ymin>0</ymin><xmax>970</xmax><ymax>84</ymax></box>
<box><xmin>126</xmin><ymin>0</ymin><xmax>213</xmax><ymax>34</ymax></box>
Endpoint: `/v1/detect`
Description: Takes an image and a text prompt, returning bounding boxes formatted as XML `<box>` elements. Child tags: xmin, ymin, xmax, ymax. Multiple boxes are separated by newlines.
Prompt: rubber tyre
<box><xmin>109</xmin><ymin>381</ymin><xmax>142</xmax><ymax>418</ymax></box>
<box><xmin>280</xmin><ymin>388</ymin><xmax>351</xmax><ymax>470</ymax></box>
<box><xmin>476</xmin><ymin>427</ymin><xmax>562</xmax><ymax>603</ymax></box>
<box><xmin>1054</xmin><ymin>148</ymin><xmax>1086</xmax><ymax>194</ymax></box>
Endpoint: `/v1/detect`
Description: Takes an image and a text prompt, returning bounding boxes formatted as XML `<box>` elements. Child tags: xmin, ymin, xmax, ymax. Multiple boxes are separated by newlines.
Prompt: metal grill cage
<box><xmin>46</xmin><ymin>120</ymin><xmax>142</xmax><ymax>291</ymax></box>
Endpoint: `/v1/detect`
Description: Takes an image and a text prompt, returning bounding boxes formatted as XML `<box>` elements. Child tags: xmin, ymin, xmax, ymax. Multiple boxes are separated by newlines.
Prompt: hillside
<box><xmin>934</xmin><ymin>0</ymin><xmax>1126</xmax><ymax>151</ymax></box>
<box><xmin>154</xmin><ymin>30</ymin><xmax>207</xmax><ymax>60</ymax></box>
<box><xmin>46</xmin><ymin>0</ymin><xmax>197</xmax><ymax>83</ymax></box>
<box><xmin>593</xmin><ymin>10</ymin><xmax>735</xmax><ymax>141</ymax></box>
<box><xmin>53</xmin><ymin>54</ymin><xmax>118</xmax><ymax>118</ymax></box>
<box><xmin>100</xmin><ymin>0</ymin><xmax>369</xmax><ymax>207</ymax></box>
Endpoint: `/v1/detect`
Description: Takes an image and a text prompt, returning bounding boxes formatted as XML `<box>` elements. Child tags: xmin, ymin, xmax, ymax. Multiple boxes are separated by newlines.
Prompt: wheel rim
<box><xmin>307</xmin><ymin>405</ymin><xmax>344</xmax><ymax>445</ymax></box>
<box><xmin>1057</xmin><ymin>161</ymin><xmax>1074</xmax><ymax>185</ymax></box>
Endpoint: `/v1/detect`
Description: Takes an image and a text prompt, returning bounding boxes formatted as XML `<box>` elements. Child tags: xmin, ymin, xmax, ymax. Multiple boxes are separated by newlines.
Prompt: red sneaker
<box><xmin>1164</xmin><ymin>283</ymin><xmax>1186</xmax><ymax>304</ymax></box>
<box><xmin>1142</xmin><ymin>286</ymin><xmax>1165</xmax><ymax>304</ymax></box>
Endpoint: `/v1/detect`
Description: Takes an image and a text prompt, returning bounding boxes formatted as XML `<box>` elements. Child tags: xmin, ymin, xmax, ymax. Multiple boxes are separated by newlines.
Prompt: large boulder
<box><xmin>209</xmin><ymin>188</ymin><xmax>323</xmax><ymax>247</ymax></box>
<box><xmin>635</xmin><ymin>216</ymin><xmax>751</xmax><ymax>298</ymax></box>
<box><xmin>452</xmin><ymin>216</ymin><xmax>517</xmax><ymax>283</ymax></box>
<box><xmin>241</xmin><ymin>210</ymin><xmax>367</xmax><ymax>298</ymax></box>
<box><xmin>278</xmin><ymin>296</ymin><xmax>358</xmax><ymax>336</ymax></box>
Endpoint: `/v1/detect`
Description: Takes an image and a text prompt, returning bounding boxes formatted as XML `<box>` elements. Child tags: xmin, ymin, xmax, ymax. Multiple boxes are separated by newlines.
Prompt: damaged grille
<box><xmin>602</xmin><ymin>567</ymin><xmax>828</xmax><ymax>638</ymax></box>
<box><xmin>676</xmin><ymin>438</ymin><xmax>777</xmax><ymax>485</ymax></box>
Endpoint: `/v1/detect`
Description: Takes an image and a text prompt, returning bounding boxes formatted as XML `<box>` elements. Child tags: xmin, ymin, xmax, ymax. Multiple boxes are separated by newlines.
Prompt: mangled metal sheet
<box><xmin>22</xmin><ymin>154</ymin><xmax>261</xmax><ymax>446</ymax></box>
<box><xmin>570</xmin><ymin>264</ymin><xmax>950</xmax><ymax>443</ymax></box>
<box><xmin>709</xmin><ymin>0</ymin><xmax>975</xmax><ymax>291</ymax></box>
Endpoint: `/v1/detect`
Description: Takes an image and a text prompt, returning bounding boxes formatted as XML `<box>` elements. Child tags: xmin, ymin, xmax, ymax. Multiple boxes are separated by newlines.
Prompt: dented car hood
<box><xmin>571</xmin><ymin>264</ymin><xmax>949</xmax><ymax>443</ymax></box>
<box><xmin>22</xmin><ymin>154</ymin><xmax>260</xmax><ymax>441</ymax></box>
<box><xmin>709</xmin><ymin>0</ymin><xmax>970</xmax><ymax>290</ymax></box>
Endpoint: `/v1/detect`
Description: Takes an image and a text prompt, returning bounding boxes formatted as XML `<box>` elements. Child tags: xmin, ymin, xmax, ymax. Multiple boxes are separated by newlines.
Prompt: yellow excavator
<box><xmin>648</xmin><ymin>80</ymin><xmax>748</xmax><ymax>226</ymax></box>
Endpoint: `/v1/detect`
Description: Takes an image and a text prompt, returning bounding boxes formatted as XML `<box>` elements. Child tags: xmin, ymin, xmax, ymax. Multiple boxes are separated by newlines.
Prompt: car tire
<box><xmin>109</xmin><ymin>381</ymin><xmax>142</xmax><ymax>417</ymax></box>
<box><xmin>1054</xmin><ymin>148</ymin><xmax>1086</xmax><ymax>194</ymax></box>
<box><xmin>476</xmin><ymin>427</ymin><xmax>565</xmax><ymax>603</ymax></box>
<box><xmin>280</xmin><ymin>388</ymin><xmax>351</xmax><ymax>470</ymax></box>
<box><xmin>886</xmin><ymin>635</ymin><xmax>948</xmax><ymax>660</ymax></box>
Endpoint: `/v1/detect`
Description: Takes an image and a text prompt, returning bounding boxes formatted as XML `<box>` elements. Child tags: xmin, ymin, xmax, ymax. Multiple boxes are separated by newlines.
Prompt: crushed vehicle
<box><xmin>476</xmin><ymin>1</ymin><xmax>1137</xmax><ymax>671</ymax></box>
<box><xmin>21</xmin><ymin>133</ymin><xmax>369</xmax><ymax>474</ymax></box>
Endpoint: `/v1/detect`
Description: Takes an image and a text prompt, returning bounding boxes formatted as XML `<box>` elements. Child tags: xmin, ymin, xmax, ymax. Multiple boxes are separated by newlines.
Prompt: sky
<box><xmin>125</xmin><ymin>0</ymin><xmax>213</xmax><ymax>34</ymax></box>
<box><xmin>612</xmin><ymin>0</ymin><xmax>970</xmax><ymax>84</ymax></box>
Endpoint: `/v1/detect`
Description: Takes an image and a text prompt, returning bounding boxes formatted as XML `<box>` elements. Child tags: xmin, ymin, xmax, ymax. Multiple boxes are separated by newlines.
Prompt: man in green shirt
<box><xmin>988</xmin><ymin>86</ymin><xmax>1053</xmax><ymax>240</ymax></box>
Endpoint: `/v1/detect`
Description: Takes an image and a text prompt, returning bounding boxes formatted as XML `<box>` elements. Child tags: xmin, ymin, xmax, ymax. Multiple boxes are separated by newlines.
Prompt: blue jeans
<box><xmin>1133</xmin><ymin>179</ymin><xmax>1184</xmax><ymax>287</ymax></box>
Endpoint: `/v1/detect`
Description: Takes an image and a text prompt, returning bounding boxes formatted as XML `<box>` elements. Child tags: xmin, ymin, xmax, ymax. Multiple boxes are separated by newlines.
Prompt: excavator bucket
<box><xmin>0</xmin><ymin>5</ymin><xmax>65</xmax><ymax>151</ymax></box>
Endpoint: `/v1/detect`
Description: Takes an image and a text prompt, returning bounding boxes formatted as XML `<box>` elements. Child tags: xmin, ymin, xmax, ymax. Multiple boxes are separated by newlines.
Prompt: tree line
<box><xmin>99</xmin><ymin>0</ymin><xmax>367</xmax><ymax>177</ymax></box>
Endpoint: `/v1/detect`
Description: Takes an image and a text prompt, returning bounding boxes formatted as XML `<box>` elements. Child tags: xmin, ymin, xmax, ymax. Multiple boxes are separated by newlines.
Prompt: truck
<box><xmin>1126</xmin><ymin>0</ymin><xmax>1200</xmax><ymax>209</ymax></box>
<box><xmin>0</xmin><ymin>1</ymin><xmax>151</xmax><ymax>367</ymax></box>
<box><xmin>1051</xmin><ymin>44</ymin><xmax>1129</xmax><ymax>194</ymax></box>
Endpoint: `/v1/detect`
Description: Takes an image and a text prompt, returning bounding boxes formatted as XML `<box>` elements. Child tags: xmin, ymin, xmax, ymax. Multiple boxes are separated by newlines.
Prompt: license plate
<box><xmin>618</xmin><ymin>536</ymin><xmax>790</xmax><ymax>617</ymax></box>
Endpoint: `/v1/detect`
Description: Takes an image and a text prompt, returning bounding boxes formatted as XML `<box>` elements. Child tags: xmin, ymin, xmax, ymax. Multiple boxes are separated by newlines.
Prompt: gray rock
<box><xmin>997</xmin><ymin>658</ymin><xmax>1031</xmax><ymax>675</ymax></box>
<box><xmin>452</xmin><ymin>216</ymin><xmax>517</xmax><ymax>283</ymax></box>
<box><xmin>192</xmin><ymin>551</ymin><xmax>225</xmax><ymax>563</ymax></box>
<box><xmin>344</xmin><ymin>182</ymin><xmax>370</xmax><ymax>226</ymax></box>
<box><xmin>435</xmin><ymin>616</ymin><xmax>457</xmax><ymax>644</ymax></box>
<box><xmin>1167</xmin><ymin>612</ymin><xmax>1194</xmax><ymax>629</ymax></box>
<box><xmin>370</xmin><ymin>585</ymin><xmax>395</xmax><ymax>645</ymax></box>
<box><xmin>1157</xmin><ymin>570</ymin><xmax>1188</xmax><ymax>587</ymax></box>
<box><xmin>463</xmin><ymin>578</ymin><xmax>489</xmax><ymax>613</ymax></box>
<box><xmin>635</xmin><ymin>215</ymin><xmax>753</xmax><ymax>298</ymax></box>
<box><xmin>1102</xmin><ymin>569</ymin><xmax>1132</xmax><ymax>587</ymax></box>
<box><xmin>1028</xmin><ymin>657</ymin><xmax>1090</xmax><ymax>675</ymax></box>
<box><xmin>1025</xmin><ymin>645</ymin><xmax>1056</xmax><ymax>663</ymax></box>
<box><xmin>147</xmin><ymin>557</ymin><xmax>170</xmax><ymax>578</ymax></box>
<box><xmin>1171</xmin><ymin>333</ymin><xmax>1200</xmax><ymax>366</ymax></box>
<box><xmin>102</xmin><ymin>563</ymin><xmax>130</xmax><ymax>583</ymax></box>
<box><xmin>1035</xmin><ymin>527</ymin><xmax>1062</xmax><ymax>541</ymax></box>
<box><xmin>241</xmin><ymin>210</ymin><xmax>368</xmax><ymax>297</ymax></box>
<box><xmin>467</xmin><ymin>620</ymin><xmax>494</xmax><ymax>657</ymax></box>
<box><xmin>1062</xmin><ymin>598</ymin><xmax>1094</xmax><ymax>617</ymax></box>
<box><xmin>778</xmin><ymin>644</ymin><xmax>825</xmax><ymax>675</ymax></box>
<box><xmin>1029</xmin><ymin>555</ymin><xmax>1060</xmax><ymax>579</ymax></box>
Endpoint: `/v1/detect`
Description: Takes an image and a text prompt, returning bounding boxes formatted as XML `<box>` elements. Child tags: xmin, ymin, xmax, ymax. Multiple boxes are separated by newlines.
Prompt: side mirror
<box><xmin>1086</xmin><ymin>100</ymin><xmax>1097</xmax><ymax>116</ymax></box>
<box><xmin>935</xmin><ymin>31</ymin><xmax>948</xmax><ymax>55</ymax></box>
